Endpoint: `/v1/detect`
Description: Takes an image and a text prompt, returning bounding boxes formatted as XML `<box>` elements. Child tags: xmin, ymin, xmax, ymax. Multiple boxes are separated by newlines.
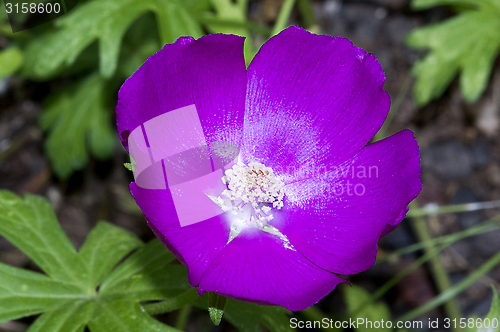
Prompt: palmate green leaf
<box><xmin>407</xmin><ymin>0</ymin><xmax>500</xmax><ymax>106</ymax></box>
<box><xmin>26</xmin><ymin>300</ymin><xmax>94</xmax><ymax>332</ymax></box>
<box><xmin>344</xmin><ymin>285</ymin><xmax>391</xmax><ymax>332</ymax></box>
<box><xmin>24</xmin><ymin>0</ymin><xmax>204</xmax><ymax>79</ymax></box>
<box><xmin>89</xmin><ymin>299</ymin><xmax>181</xmax><ymax>332</ymax></box>
<box><xmin>0</xmin><ymin>190</ymin><xmax>87</xmax><ymax>284</ymax></box>
<box><xmin>40</xmin><ymin>74</ymin><xmax>115</xmax><ymax>179</ymax></box>
<box><xmin>79</xmin><ymin>221</ymin><xmax>143</xmax><ymax>288</ymax></box>
<box><xmin>0</xmin><ymin>191</ymin><xmax>191</xmax><ymax>331</ymax></box>
<box><xmin>0</xmin><ymin>263</ymin><xmax>85</xmax><ymax>323</ymax></box>
<box><xmin>99</xmin><ymin>239</ymin><xmax>189</xmax><ymax>302</ymax></box>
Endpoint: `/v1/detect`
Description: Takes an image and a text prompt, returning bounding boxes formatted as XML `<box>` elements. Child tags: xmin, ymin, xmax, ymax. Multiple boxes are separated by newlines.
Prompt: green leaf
<box><xmin>26</xmin><ymin>300</ymin><xmax>94</xmax><ymax>332</ymax></box>
<box><xmin>0</xmin><ymin>47</ymin><xmax>23</xmax><ymax>80</ymax></box>
<box><xmin>399</xmin><ymin>250</ymin><xmax>500</xmax><ymax>321</ymax></box>
<box><xmin>412</xmin><ymin>0</ymin><xmax>500</xmax><ymax>11</ymax></box>
<box><xmin>89</xmin><ymin>298</ymin><xmax>182</xmax><ymax>332</ymax></box>
<box><xmin>0</xmin><ymin>191</ymin><xmax>86</xmax><ymax>284</ymax></box>
<box><xmin>40</xmin><ymin>74</ymin><xmax>115</xmax><ymax>179</ymax></box>
<box><xmin>481</xmin><ymin>286</ymin><xmax>500</xmax><ymax>332</ymax></box>
<box><xmin>0</xmin><ymin>263</ymin><xmax>85</xmax><ymax>323</ymax></box>
<box><xmin>0</xmin><ymin>191</ymin><xmax>194</xmax><ymax>331</ymax></box>
<box><xmin>78</xmin><ymin>221</ymin><xmax>142</xmax><ymax>288</ymax></box>
<box><xmin>0</xmin><ymin>1</ymin><xmax>7</xmax><ymax>22</ymax></box>
<box><xmin>99</xmin><ymin>239</ymin><xmax>188</xmax><ymax>302</ymax></box>
<box><xmin>344</xmin><ymin>285</ymin><xmax>391</xmax><ymax>332</ymax></box>
<box><xmin>225</xmin><ymin>300</ymin><xmax>293</xmax><ymax>332</ymax></box>
<box><xmin>24</xmin><ymin>0</ymin><xmax>204</xmax><ymax>78</ymax></box>
<box><xmin>143</xmin><ymin>288</ymin><xmax>200</xmax><ymax>315</ymax></box>
<box><xmin>407</xmin><ymin>0</ymin><xmax>500</xmax><ymax>106</ymax></box>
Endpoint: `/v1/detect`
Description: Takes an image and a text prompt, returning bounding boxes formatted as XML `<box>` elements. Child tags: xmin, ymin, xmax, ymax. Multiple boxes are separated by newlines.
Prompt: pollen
<box><xmin>215</xmin><ymin>162</ymin><xmax>285</xmax><ymax>239</ymax></box>
<box><xmin>222</xmin><ymin>162</ymin><xmax>285</xmax><ymax>209</ymax></box>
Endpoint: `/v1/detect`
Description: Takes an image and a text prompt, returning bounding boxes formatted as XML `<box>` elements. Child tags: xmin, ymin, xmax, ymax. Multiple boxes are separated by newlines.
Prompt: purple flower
<box><xmin>116</xmin><ymin>26</ymin><xmax>422</xmax><ymax>311</ymax></box>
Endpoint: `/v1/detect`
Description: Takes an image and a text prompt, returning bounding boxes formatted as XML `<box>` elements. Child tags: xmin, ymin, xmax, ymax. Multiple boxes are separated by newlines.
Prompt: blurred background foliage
<box><xmin>1</xmin><ymin>0</ymin><xmax>500</xmax><ymax>178</ymax></box>
<box><xmin>1</xmin><ymin>0</ymin><xmax>257</xmax><ymax>179</ymax></box>
<box><xmin>1</xmin><ymin>0</ymin><xmax>500</xmax><ymax>331</ymax></box>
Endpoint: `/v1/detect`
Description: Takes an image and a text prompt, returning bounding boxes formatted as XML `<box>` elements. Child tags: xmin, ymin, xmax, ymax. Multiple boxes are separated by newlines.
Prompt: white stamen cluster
<box><xmin>216</xmin><ymin>162</ymin><xmax>285</xmax><ymax>232</ymax></box>
<box><xmin>223</xmin><ymin>162</ymin><xmax>285</xmax><ymax>208</ymax></box>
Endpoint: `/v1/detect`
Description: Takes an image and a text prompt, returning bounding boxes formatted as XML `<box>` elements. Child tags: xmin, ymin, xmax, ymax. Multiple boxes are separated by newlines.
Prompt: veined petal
<box><xmin>198</xmin><ymin>230</ymin><xmax>347</xmax><ymax>311</ymax></box>
<box><xmin>116</xmin><ymin>34</ymin><xmax>246</xmax><ymax>151</ymax></box>
<box><xmin>268</xmin><ymin>130</ymin><xmax>422</xmax><ymax>275</ymax></box>
<box><xmin>130</xmin><ymin>183</ymin><xmax>231</xmax><ymax>286</ymax></box>
<box><xmin>243</xmin><ymin>26</ymin><xmax>389</xmax><ymax>184</ymax></box>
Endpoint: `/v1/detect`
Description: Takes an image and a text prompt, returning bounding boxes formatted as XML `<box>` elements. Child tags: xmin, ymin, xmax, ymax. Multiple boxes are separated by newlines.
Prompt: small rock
<box><xmin>422</xmin><ymin>141</ymin><xmax>474</xmax><ymax>181</ymax></box>
<box><xmin>471</xmin><ymin>141</ymin><xmax>490</xmax><ymax>168</ymax></box>
<box><xmin>385</xmin><ymin>15</ymin><xmax>417</xmax><ymax>44</ymax></box>
<box><xmin>451</xmin><ymin>188</ymin><xmax>500</xmax><ymax>257</ymax></box>
<box><xmin>473</xmin><ymin>229</ymin><xmax>500</xmax><ymax>258</ymax></box>
<box><xmin>375</xmin><ymin>7</ymin><xmax>388</xmax><ymax>20</ymax></box>
<box><xmin>342</xmin><ymin>4</ymin><xmax>382</xmax><ymax>46</ymax></box>
<box><xmin>486</xmin><ymin>163</ymin><xmax>500</xmax><ymax>186</ymax></box>
<box><xmin>382</xmin><ymin>222</ymin><xmax>417</xmax><ymax>258</ymax></box>
<box><xmin>323</xmin><ymin>0</ymin><xmax>341</xmax><ymax>15</ymax></box>
<box><xmin>451</xmin><ymin>240</ymin><xmax>475</xmax><ymax>262</ymax></box>
<box><xmin>0</xmin><ymin>78</ymin><xmax>9</xmax><ymax>96</ymax></box>
<box><xmin>451</xmin><ymin>187</ymin><xmax>481</xmax><ymax>229</ymax></box>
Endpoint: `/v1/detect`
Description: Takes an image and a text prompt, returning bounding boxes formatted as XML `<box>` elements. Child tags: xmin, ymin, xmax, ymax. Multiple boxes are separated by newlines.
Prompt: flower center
<box><xmin>214</xmin><ymin>162</ymin><xmax>285</xmax><ymax>239</ymax></box>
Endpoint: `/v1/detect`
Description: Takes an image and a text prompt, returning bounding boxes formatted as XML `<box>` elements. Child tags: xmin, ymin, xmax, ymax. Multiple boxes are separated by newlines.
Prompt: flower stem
<box><xmin>377</xmin><ymin>214</ymin><xmax>500</xmax><ymax>263</ymax></box>
<box><xmin>272</xmin><ymin>0</ymin><xmax>297</xmax><ymax>36</ymax></box>
<box><xmin>406</xmin><ymin>200</ymin><xmax>500</xmax><ymax>217</ymax></box>
<box><xmin>352</xmin><ymin>242</ymin><xmax>448</xmax><ymax>318</ymax></box>
<box><xmin>297</xmin><ymin>0</ymin><xmax>318</xmax><ymax>30</ymax></box>
<box><xmin>409</xmin><ymin>201</ymin><xmax>462</xmax><ymax>331</ymax></box>
<box><xmin>175</xmin><ymin>305</ymin><xmax>191</xmax><ymax>330</ymax></box>
<box><xmin>400</xmin><ymin>249</ymin><xmax>500</xmax><ymax>321</ymax></box>
<box><xmin>142</xmin><ymin>288</ymin><xmax>199</xmax><ymax>316</ymax></box>
<box><xmin>60</xmin><ymin>0</ymin><xmax>68</xmax><ymax>13</ymax></box>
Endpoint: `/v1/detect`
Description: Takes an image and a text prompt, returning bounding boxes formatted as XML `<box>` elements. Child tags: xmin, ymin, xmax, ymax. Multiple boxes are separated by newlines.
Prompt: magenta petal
<box><xmin>243</xmin><ymin>26</ymin><xmax>389</xmax><ymax>183</ymax></box>
<box><xmin>116</xmin><ymin>34</ymin><xmax>246</xmax><ymax>150</ymax></box>
<box><xmin>268</xmin><ymin>130</ymin><xmax>422</xmax><ymax>275</ymax></box>
<box><xmin>198</xmin><ymin>231</ymin><xmax>347</xmax><ymax>311</ymax></box>
<box><xmin>130</xmin><ymin>183</ymin><xmax>231</xmax><ymax>286</ymax></box>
